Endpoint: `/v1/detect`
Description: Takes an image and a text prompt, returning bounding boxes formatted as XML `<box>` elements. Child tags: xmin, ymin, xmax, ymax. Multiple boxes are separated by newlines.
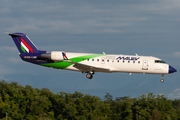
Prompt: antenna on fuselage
<box><xmin>135</xmin><ymin>53</ymin><xmax>138</xmax><ymax>56</ymax></box>
<box><xmin>103</xmin><ymin>52</ymin><xmax>106</xmax><ymax>54</ymax></box>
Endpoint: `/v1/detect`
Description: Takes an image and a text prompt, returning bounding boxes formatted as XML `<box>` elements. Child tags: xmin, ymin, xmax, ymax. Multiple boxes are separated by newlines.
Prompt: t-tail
<box><xmin>8</xmin><ymin>33</ymin><xmax>47</xmax><ymax>64</ymax></box>
<box><xmin>8</xmin><ymin>33</ymin><xmax>42</xmax><ymax>54</ymax></box>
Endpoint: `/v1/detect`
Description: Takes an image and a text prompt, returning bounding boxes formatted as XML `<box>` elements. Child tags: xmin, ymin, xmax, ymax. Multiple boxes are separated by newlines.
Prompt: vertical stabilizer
<box><xmin>8</xmin><ymin>33</ymin><xmax>39</xmax><ymax>54</ymax></box>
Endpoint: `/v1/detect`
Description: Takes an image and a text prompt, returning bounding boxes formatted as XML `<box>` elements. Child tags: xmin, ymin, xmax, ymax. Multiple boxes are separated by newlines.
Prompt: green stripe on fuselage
<box><xmin>39</xmin><ymin>54</ymin><xmax>106</xmax><ymax>69</ymax></box>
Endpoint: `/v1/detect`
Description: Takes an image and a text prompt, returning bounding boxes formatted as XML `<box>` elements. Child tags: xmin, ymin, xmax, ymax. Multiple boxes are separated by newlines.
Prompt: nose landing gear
<box><xmin>160</xmin><ymin>74</ymin><xmax>164</xmax><ymax>83</ymax></box>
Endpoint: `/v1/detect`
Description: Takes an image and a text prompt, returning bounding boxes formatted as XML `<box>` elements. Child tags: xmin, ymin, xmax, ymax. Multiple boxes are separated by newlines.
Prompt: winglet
<box><xmin>62</xmin><ymin>52</ymin><xmax>68</xmax><ymax>60</ymax></box>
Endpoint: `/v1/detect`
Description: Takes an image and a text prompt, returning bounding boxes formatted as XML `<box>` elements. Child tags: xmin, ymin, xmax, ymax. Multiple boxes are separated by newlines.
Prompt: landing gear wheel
<box><xmin>86</xmin><ymin>74</ymin><xmax>93</xmax><ymax>79</ymax></box>
<box><xmin>161</xmin><ymin>74</ymin><xmax>164</xmax><ymax>83</ymax></box>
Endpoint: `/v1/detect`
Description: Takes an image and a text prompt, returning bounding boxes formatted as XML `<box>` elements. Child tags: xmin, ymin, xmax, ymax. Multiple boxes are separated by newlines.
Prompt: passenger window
<box><xmin>87</xmin><ymin>59</ymin><xmax>89</xmax><ymax>61</ymax></box>
<box><xmin>117</xmin><ymin>60</ymin><xmax>119</xmax><ymax>62</ymax></box>
<box><xmin>107</xmin><ymin>60</ymin><xmax>109</xmax><ymax>62</ymax></box>
<box><xmin>133</xmin><ymin>61</ymin><xmax>135</xmax><ymax>63</ymax></box>
<box><xmin>92</xmin><ymin>59</ymin><xmax>94</xmax><ymax>61</ymax></box>
<box><xmin>123</xmin><ymin>61</ymin><xmax>125</xmax><ymax>63</ymax></box>
<box><xmin>128</xmin><ymin>61</ymin><xmax>130</xmax><ymax>63</ymax></box>
<box><xmin>97</xmin><ymin>59</ymin><xmax>99</xmax><ymax>62</ymax></box>
<box><xmin>138</xmin><ymin>61</ymin><xmax>140</xmax><ymax>64</ymax></box>
<box><xmin>82</xmin><ymin>58</ymin><xmax>84</xmax><ymax>61</ymax></box>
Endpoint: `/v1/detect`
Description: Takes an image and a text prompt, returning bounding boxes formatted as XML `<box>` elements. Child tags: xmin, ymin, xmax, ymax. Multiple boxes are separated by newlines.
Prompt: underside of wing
<box><xmin>65</xmin><ymin>60</ymin><xmax>110</xmax><ymax>73</ymax></box>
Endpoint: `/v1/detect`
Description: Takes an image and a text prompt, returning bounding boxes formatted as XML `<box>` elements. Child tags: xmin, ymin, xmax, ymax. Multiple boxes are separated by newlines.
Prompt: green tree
<box><xmin>1</xmin><ymin>80</ymin><xmax>180</xmax><ymax>120</ymax></box>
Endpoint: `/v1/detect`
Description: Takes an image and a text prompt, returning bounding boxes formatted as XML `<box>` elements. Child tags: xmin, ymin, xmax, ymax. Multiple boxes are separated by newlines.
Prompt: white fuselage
<box><xmin>64</xmin><ymin>52</ymin><xmax>169</xmax><ymax>74</ymax></box>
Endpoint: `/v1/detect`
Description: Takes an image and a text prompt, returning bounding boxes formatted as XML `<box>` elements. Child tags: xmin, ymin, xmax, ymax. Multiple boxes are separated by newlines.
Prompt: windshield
<box><xmin>155</xmin><ymin>60</ymin><xmax>166</xmax><ymax>63</ymax></box>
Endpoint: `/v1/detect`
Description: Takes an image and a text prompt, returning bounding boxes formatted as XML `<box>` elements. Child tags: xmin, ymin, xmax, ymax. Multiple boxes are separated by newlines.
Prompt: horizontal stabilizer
<box><xmin>5</xmin><ymin>33</ymin><xmax>23</xmax><ymax>37</ymax></box>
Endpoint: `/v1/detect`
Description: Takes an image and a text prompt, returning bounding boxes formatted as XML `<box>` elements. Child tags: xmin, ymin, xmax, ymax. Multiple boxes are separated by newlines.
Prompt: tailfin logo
<box><xmin>116</xmin><ymin>56</ymin><xmax>140</xmax><ymax>61</ymax></box>
<box><xmin>63</xmin><ymin>52</ymin><xmax>68</xmax><ymax>60</ymax></box>
<box><xmin>21</xmin><ymin>38</ymin><xmax>33</xmax><ymax>53</ymax></box>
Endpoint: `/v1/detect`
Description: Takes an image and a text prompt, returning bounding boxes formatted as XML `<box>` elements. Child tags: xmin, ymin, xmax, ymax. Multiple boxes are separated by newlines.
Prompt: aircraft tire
<box><xmin>86</xmin><ymin>74</ymin><xmax>93</xmax><ymax>79</ymax></box>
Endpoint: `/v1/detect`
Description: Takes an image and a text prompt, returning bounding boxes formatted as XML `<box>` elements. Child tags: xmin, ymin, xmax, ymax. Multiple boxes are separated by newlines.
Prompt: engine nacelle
<box><xmin>51</xmin><ymin>51</ymin><xmax>64</xmax><ymax>61</ymax></box>
<box><xmin>41</xmin><ymin>51</ymin><xmax>65</xmax><ymax>61</ymax></box>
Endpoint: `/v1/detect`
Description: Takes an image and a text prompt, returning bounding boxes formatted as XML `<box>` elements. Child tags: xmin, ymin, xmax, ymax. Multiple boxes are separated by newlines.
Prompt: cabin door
<box><xmin>142</xmin><ymin>60</ymin><xmax>148</xmax><ymax>70</ymax></box>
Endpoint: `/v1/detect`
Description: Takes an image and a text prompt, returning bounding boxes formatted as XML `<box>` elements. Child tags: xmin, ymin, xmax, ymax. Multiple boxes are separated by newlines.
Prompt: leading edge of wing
<box><xmin>65</xmin><ymin>60</ymin><xmax>110</xmax><ymax>73</ymax></box>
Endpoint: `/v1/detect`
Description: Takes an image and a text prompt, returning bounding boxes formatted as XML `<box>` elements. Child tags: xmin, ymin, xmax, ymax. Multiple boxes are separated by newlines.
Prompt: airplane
<box><xmin>8</xmin><ymin>33</ymin><xmax>177</xmax><ymax>82</ymax></box>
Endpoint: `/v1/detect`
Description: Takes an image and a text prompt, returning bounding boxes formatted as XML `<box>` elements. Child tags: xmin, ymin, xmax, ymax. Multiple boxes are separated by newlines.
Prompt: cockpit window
<box><xmin>155</xmin><ymin>60</ymin><xmax>166</xmax><ymax>63</ymax></box>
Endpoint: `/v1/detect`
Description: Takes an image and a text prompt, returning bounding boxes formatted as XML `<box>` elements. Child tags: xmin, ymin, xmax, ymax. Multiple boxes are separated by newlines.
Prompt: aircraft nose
<box><xmin>169</xmin><ymin>65</ymin><xmax>177</xmax><ymax>73</ymax></box>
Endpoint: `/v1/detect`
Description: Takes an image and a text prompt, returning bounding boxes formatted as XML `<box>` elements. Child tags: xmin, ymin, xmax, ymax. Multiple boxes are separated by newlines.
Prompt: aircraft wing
<box><xmin>65</xmin><ymin>60</ymin><xmax>110</xmax><ymax>73</ymax></box>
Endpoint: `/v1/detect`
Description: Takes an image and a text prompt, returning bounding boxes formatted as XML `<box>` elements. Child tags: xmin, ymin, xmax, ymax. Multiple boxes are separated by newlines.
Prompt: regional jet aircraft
<box><xmin>8</xmin><ymin>33</ymin><xmax>177</xmax><ymax>82</ymax></box>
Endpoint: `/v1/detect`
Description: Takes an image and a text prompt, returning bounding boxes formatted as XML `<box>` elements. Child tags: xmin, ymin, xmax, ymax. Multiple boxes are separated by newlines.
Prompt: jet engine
<box><xmin>41</xmin><ymin>51</ymin><xmax>65</xmax><ymax>61</ymax></box>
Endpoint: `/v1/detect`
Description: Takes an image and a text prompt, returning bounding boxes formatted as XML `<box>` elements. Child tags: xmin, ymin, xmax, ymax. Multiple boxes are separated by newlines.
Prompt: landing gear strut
<box><xmin>160</xmin><ymin>74</ymin><xmax>164</xmax><ymax>83</ymax></box>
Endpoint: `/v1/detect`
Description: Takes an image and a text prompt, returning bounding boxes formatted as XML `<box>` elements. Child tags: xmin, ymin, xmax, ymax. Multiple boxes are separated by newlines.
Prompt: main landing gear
<box><xmin>86</xmin><ymin>71</ymin><xmax>94</xmax><ymax>79</ymax></box>
<box><xmin>86</xmin><ymin>73</ymin><xmax>93</xmax><ymax>79</ymax></box>
<box><xmin>160</xmin><ymin>74</ymin><xmax>164</xmax><ymax>83</ymax></box>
